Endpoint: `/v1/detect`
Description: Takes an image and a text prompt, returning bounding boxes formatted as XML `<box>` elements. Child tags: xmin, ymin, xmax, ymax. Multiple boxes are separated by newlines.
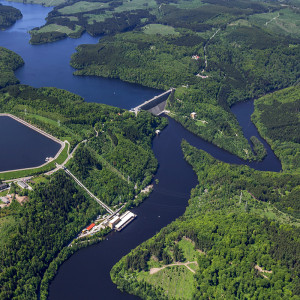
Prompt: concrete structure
<box><xmin>131</xmin><ymin>88</ymin><xmax>175</xmax><ymax>116</ymax></box>
<box><xmin>109</xmin><ymin>216</ymin><xmax>121</xmax><ymax>229</ymax></box>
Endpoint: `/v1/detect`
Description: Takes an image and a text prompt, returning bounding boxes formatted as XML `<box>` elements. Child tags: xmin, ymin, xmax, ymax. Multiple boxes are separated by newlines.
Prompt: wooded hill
<box><xmin>0</xmin><ymin>3</ymin><xmax>22</xmax><ymax>30</ymax></box>
<box><xmin>0</xmin><ymin>47</ymin><xmax>24</xmax><ymax>89</ymax></box>
<box><xmin>0</xmin><ymin>82</ymin><xmax>166</xmax><ymax>299</ymax></box>
<box><xmin>111</xmin><ymin>88</ymin><xmax>300</xmax><ymax>298</ymax></box>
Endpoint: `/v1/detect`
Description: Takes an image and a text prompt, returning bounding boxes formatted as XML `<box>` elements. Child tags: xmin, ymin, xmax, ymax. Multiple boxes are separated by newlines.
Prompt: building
<box><xmin>17</xmin><ymin>181</ymin><xmax>28</xmax><ymax>189</ymax></box>
<box><xmin>0</xmin><ymin>183</ymin><xmax>9</xmax><ymax>191</ymax></box>
<box><xmin>190</xmin><ymin>112</ymin><xmax>197</xmax><ymax>119</ymax></box>
<box><xmin>86</xmin><ymin>223</ymin><xmax>95</xmax><ymax>231</ymax></box>
<box><xmin>115</xmin><ymin>211</ymin><xmax>136</xmax><ymax>231</ymax></box>
<box><xmin>109</xmin><ymin>216</ymin><xmax>120</xmax><ymax>229</ymax></box>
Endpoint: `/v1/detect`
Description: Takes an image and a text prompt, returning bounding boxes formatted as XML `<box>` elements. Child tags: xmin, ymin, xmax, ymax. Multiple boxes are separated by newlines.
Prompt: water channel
<box><xmin>0</xmin><ymin>2</ymin><xmax>281</xmax><ymax>299</ymax></box>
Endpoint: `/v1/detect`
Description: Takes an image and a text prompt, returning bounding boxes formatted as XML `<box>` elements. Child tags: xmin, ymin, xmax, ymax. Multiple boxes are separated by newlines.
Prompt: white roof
<box><xmin>115</xmin><ymin>212</ymin><xmax>135</xmax><ymax>229</ymax></box>
<box><xmin>109</xmin><ymin>216</ymin><xmax>120</xmax><ymax>224</ymax></box>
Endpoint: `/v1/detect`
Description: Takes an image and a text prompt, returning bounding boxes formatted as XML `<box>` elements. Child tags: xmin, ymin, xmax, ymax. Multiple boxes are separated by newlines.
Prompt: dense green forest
<box><xmin>0</xmin><ymin>173</ymin><xmax>101</xmax><ymax>299</ymax></box>
<box><xmin>0</xmin><ymin>0</ymin><xmax>299</xmax><ymax>299</ymax></box>
<box><xmin>252</xmin><ymin>86</ymin><xmax>300</xmax><ymax>173</ymax></box>
<box><xmin>111</xmin><ymin>140</ymin><xmax>300</xmax><ymax>299</ymax></box>
<box><xmin>0</xmin><ymin>83</ymin><xmax>166</xmax><ymax>298</ymax></box>
<box><xmin>0</xmin><ymin>3</ymin><xmax>22</xmax><ymax>30</ymax></box>
<box><xmin>68</xmin><ymin>0</ymin><xmax>299</xmax><ymax>160</ymax></box>
<box><xmin>0</xmin><ymin>47</ymin><xmax>24</xmax><ymax>88</ymax></box>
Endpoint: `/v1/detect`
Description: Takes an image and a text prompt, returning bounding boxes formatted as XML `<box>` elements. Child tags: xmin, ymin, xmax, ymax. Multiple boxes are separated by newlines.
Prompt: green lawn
<box><xmin>138</xmin><ymin>265</ymin><xmax>196</xmax><ymax>299</ymax></box>
<box><xmin>143</xmin><ymin>24</ymin><xmax>179</xmax><ymax>36</ymax></box>
<box><xmin>249</xmin><ymin>8</ymin><xmax>300</xmax><ymax>38</ymax></box>
<box><xmin>33</xmin><ymin>24</ymin><xmax>82</xmax><ymax>35</ymax></box>
<box><xmin>58</xmin><ymin>1</ymin><xmax>109</xmax><ymax>14</ymax></box>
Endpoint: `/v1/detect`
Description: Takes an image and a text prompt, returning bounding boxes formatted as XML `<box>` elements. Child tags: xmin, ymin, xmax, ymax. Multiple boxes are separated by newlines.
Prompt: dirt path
<box><xmin>150</xmin><ymin>261</ymin><xmax>198</xmax><ymax>275</ymax></box>
<box><xmin>265</xmin><ymin>13</ymin><xmax>280</xmax><ymax>26</ymax></box>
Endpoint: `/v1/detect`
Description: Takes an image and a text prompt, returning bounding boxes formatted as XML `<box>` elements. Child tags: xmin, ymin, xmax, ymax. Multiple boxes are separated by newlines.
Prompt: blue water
<box><xmin>0</xmin><ymin>2</ymin><xmax>282</xmax><ymax>299</ymax></box>
<box><xmin>0</xmin><ymin>116</ymin><xmax>61</xmax><ymax>171</ymax></box>
<box><xmin>0</xmin><ymin>1</ymin><xmax>162</xmax><ymax>109</ymax></box>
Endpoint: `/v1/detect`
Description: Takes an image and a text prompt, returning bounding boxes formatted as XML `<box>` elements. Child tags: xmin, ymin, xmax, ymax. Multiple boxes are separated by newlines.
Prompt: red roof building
<box><xmin>86</xmin><ymin>223</ymin><xmax>95</xmax><ymax>231</ymax></box>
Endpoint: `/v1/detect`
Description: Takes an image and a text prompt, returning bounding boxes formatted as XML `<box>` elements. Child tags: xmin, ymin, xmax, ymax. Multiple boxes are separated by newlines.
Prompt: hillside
<box><xmin>0</xmin><ymin>3</ymin><xmax>22</xmax><ymax>30</ymax></box>
<box><xmin>111</xmin><ymin>87</ymin><xmax>300</xmax><ymax>299</ymax></box>
<box><xmin>0</xmin><ymin>47</ymin><xmax>24</xmax><ymax>88</ymax></box>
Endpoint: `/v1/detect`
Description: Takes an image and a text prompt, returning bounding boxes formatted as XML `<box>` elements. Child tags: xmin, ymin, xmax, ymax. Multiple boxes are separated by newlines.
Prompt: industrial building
<box><xmin>115</xmin><ymin>211</ymin><xmax>136</xmax><ymax>231</ymax></box>
<box><xmin>17</xmin><ymin>181</ymin><xmax>28</xmax><ymax>189</ymax></box>
<box><xmin>109</xmin><ymin>216</ymin><xmax>120</xmax><ymax>229</ymax></box>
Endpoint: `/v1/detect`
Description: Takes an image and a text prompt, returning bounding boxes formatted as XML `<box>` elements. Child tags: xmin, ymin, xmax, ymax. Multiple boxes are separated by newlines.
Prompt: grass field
<box><xmin>85</xmin><ymin>13</ymin><xmax>111</xmax><ymax>25</ymax></box>
<box><xmin>178</xmin><ymin>238</ymin><xmax>200</xmax><ymax>261</ymax></box>
<box><xmin>58</xmin><ymin>1</ymin><xmax>109</xmax><ymax>14</ymax></box>
<box><xmin>138</xmin><ymin>265</ymin><xmax>196</xmax><ymax>299</ymax></box>
<box><xmin>114</xmin><ymin>0</ymin><xmax>157</xmax><ymax>13</ymax></box>
<box><xmin>33</xmin><ymin>24</ymin><xmax>82</xmax><ymax>35</ymax></box>
<box><xmin>135</xmin><ymin>238</ymin><xmax>200</xmax><ymax>299</ymax></box>
<box><xmin>249</xmin><ymin>8</ymin><xmax>300</xmax><ymax>37</ymax></box>
<box><xmin>143</xmin><ymin>24</ymin><xmax>179</xmax><ymax>35</ymax></box>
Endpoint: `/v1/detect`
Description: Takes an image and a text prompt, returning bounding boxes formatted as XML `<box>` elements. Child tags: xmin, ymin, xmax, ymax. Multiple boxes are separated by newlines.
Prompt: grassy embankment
<box><xmin>0</xmin><ymin>143</ymin><xmax>68</xmax><ymax>181</ymax></box>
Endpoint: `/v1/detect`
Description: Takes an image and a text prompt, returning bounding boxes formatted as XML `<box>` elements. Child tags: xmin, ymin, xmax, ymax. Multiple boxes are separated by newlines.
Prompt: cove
<box><xmin>0</xmin><ymin>0</ymin><xmax>162</xmax><ymax>109</ymax></box>
<box><xmin>0</xmin><ymin>116</ymin><xmax>61</xmax><ymax>172</ymax></box>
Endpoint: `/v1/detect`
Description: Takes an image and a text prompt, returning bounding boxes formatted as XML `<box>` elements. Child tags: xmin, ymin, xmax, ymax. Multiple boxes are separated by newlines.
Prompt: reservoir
<box><xmin>0</xmin><ymin>116</ymin><xmax>61</xmax><ymax>172</ymax></box>
<box><xmin>0</xmin><ymin>0</ymin><xmax>162</xmax><ymax>109</ymax></box>
<box><xmin>0</xmin><ymin>1</ymin><xmax>282</xmax><ymax>299</ymax></box>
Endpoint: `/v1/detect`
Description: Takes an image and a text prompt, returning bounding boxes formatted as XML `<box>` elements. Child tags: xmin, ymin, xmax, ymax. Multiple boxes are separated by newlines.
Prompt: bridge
<box><xmin>63</xmin><ymin>167</ymin><xmax>114</xmax><ymax>214</ymax></box>
<box><xmin>131</xmin><ymin>88</ymin><xmax>175</xmax><ymax>116</ymax></box>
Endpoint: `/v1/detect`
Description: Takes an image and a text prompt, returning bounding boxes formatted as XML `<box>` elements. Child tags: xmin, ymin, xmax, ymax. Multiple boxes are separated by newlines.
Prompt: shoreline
<box><xmin>0</xmin><ymin>113</ymin><xmax>65</xmax><ymax>175</ymax></box>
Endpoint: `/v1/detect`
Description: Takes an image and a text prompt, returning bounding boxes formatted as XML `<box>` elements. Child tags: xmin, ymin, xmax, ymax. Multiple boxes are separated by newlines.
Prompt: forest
<box><xmin>0</xmin><ymin>47</ymin><xmax>24</xmax><ymax>89</ymax></box>
<box><xmin>0</xmin><ymin>0</ymin><xmax>299</xmax><ymax>298</ymax></box>
<box><xmin>252</xmin><ymin>86</ymin><xmax>300</xmax><ymax>173</ymax></box>
<box><xmin>27</xmin><ymin>0</ymin><xmax>282</xmax><ymax>44</ymax></box>
<box><xmin>70</xmin><ymin>20</ymin><xmax>299</xmax><ymax>159</ymax></box>
<box><xmin>111</xmin><ymin>140</ymin><xmax>300</xmax><ymax>299</ymax></box>
<box><xmin>0</xmin><ymin>3</ymin><xmax>22</xmax><ymax>30</ymax></box>
<box><xmin>0</xmin><ymin>82</ymin><xmax>166</xmax><ymax>298</ymax></box>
